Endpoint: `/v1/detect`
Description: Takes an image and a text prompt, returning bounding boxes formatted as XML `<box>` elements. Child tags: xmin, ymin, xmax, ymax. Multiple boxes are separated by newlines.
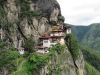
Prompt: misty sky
<box><xmin>57</xmin><ymin>0</ymin><xmax>100</xmax><ymax>26</ymax></box>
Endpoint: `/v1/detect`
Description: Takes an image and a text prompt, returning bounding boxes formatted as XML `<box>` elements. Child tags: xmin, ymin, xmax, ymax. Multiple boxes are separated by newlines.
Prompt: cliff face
<box><xmin>0</xmin><ymin>0</ymin><xmax>85</xmax><ymax>75</ymax></box>
<box><xmin>1</xmin><ymin>0</ymin><xmax>62</xmax><ymax>48</ymax></box>
<box><xmin>33</xmin><ymin>48</ymin><xmax>85</xmax><ymax>75</ymax></box>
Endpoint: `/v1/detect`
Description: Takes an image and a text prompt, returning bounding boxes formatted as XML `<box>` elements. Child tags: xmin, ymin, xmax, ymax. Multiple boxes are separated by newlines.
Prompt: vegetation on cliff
<box><xmin>0</xmin><ymin>40</ymin><xmax>67</xmax><ymax>75</ymax></box>
<box><xmin>72</xmin><ymin>24</ymin><xmax>100</xmax><ymax>74</ymax></box>
<box><xmin>65</xmin><ymin>34</ymin><xmax>80</xmax><ymax>60</ymax></box>
<box><xmin>85</xmin><ymin>62</ymin><xmax>100</xmax><ymax>75</ymax></box>
<box><xmin>11</xmin><ymin>44</ymin><xmax>66</xmax><ymax>75</ymax></box>
<box><xmin>82</xmin><ymin>47</ymin><xmax>100</xmax><ymax>72</ymax></box>
<box><xmin>12</xmin><ymin>54</ymin><xmax>48</xmax><ymax>75</ymax></box>
<box><xmin>0</xmin><ymin>0</ymin><xmax>85</xmax><ymax>75</ymax></box>
<box><xmin>0</xmin><ymin>48</ymin><xmax>20</xmax><ymax>74</ymax></box>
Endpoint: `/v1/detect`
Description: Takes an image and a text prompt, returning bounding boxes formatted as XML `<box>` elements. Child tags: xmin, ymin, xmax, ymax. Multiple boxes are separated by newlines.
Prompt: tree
<box><xmin>24</xmin><ymin>38</ymin><xmax>35</xmax><ymax>53</ymax></box>
<box><xmin>0</xmin><ymin>49</ymin><xmax>20</xmax><ymax>75</ymax></box>
<box><xmin>65</xmin><ymin>34</ymin><xmax>80</xmax><ymax>60</ymax></box>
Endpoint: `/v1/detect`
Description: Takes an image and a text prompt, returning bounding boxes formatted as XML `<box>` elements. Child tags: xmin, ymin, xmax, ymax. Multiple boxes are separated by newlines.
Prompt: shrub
<box><xmin>82</xmin><ymin>47</ymin><xmax>100</xmax><ymax>71</ymax></box>
<box><xmin>0</xmin><ymin>49</ymin><xmax>20</xmax><ymax>74</ymax></box>
<box><xmin>24</xmin><ymin>38</ymin><xmax>35</xmax><ymax>53</ymax></box>
<box><xmin>85</xmin><ymin>62</ymin><xmax>100</xmax><ymax>75</ymax></box>
<box><xmin>0</xmin><ymin>2</ymin><xmax>7</xmax><ymax>29</ymax></box>
<box><xmin>65</xmin><ymin>34</ymin><xmax>80</xmax><ymax>60</ymax></box>
<box><xmin>0</xmin><ymin>40</ymin><xmax>6</xmax><ymax>49</ymax></box>
<box><xmin>20</xmin><ymin>11</ymin><xmax>41</xmax><ymax>20</ymax></box>
<box><xmin>28</xmin><ymin>54</ymin><xmax>48</xmax><ymax>70</ymax></box>
<box><xmin>12</xmin><ymin>54</ymin><xmax>49</xmax><ymax>75</ymax></box>
<box><xmin>49</xmin><ymin>44</ymin><xmax>65</xmax><ymax>55</ymax></box>
<box><xmin>17</xmin><ymin>0</ymin><xmax>41</xmax><ymax>20</ymax></box>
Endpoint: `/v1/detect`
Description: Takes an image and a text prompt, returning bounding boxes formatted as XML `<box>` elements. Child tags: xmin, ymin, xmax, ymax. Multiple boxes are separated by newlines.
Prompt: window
<box><xmin>44</xmin><ymin>40</ymin><xmax>48</xmax><ymax>43</ymax></box>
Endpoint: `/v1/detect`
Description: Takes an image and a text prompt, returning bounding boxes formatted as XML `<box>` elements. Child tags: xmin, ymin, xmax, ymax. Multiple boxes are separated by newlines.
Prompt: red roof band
<box><xmin>39</xmin><ymin>35</ymin><xmax>64</xmax><ymax>39</ymax></box>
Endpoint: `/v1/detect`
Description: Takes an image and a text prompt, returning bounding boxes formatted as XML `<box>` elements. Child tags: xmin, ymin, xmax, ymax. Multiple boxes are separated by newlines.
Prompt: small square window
<box><xmin>44</xmin><ymin>40</ymin><xmax>48</xmax><ymax>43</ymax></box>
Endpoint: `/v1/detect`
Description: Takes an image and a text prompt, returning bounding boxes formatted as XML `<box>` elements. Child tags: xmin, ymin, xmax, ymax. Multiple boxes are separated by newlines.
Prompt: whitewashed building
<box><xmin>66</xmin><ymin>27</ymin><xmax>71</xmax><ymax>34</ymax></box>
<box><xmin>19</xmin><ymin>47</ymin><xmax>25</xmax><ymax>55</ymax></box>
<box><xmin>36</xmin><ymin>25</ymin><xmax>71</xmax><ymax>53</ymax></box>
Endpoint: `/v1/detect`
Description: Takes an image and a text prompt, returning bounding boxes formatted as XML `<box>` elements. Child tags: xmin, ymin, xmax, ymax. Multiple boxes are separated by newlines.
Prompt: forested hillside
<box><xmin>72</xmin><ymin>24</ymin><xmax>100</xmax><ymax>75</ymax></box>
<box><xmin>72</xmin><ymin>23</ymin><xmax>100</xmax><ymax>50</ymax></box>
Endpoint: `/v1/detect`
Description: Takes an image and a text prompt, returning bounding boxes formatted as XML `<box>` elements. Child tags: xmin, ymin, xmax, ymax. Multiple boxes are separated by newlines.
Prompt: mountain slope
<box><xmin>72</xmin><ymin>23</ymin><xmax>100</xmax><ymax>73</ymax></box>
<box><xmin>85</xmin><ymin>62</ymin><xmax>100</xmax><ymax>75</ymax></box>
<box><xmin>72</xmin><ymin>26</ymin><xmax>89</xmax><ymax>41</ymax></box>
<box><xmin>72</xmin><ymin>23</ymin><xmax>100</xmax><ymax>50</ymax></box>
<box><xmin>82</xmin><ymin>47</ymin><xmax>100</xmax><ymax>71</ymax></box>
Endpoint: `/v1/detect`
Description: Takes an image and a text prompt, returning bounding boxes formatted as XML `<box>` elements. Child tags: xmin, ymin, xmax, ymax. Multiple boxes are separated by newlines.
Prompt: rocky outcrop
<box><xmin>0</xmin><ymin>0</ymin><xmax>85</xmax><ymax>75</ymax></box>
<box><xmin>75</xmin><ymin>52</ymin><xmax>85</xmax><ymax>75</ymax></box>
<box><xmin>33</xmin><ymin>48</ymin><xmax>85</xmax><ymax>75</ymax></box>
<box><xmin>1</xmin><ymin>0</ymin><xmax>62</xmax><ymax>49</ymax></box>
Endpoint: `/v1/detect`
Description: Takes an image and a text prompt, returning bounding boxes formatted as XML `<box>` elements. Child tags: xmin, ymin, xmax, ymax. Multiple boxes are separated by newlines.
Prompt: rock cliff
<box><xmin>1</xmin><ymin>0</ymin><xmax>64</xmax><ymax>49</ymax></box>
<box><xmin>33</xmin><ymin>48</ymin><xmax>85</xmax><ymax>75</ymax></box>
<box><xmin>0</xmin><ymin>0</ymin><xmax>85</xmax><ymax>75</ymax></box>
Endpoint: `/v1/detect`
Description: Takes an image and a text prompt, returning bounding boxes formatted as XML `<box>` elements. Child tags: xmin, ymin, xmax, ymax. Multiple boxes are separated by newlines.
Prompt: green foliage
<box><xmin>0</xmin><ymin>50</ymin><xmax>20</xmax><ymax>67</ymax></box>
<box><xmin>12</xmin><ymin>59</ymin><xmax>31</xmax><ymax>75</ymax></box>
<box><xmin>24</xmin><ymin>38</ymin><xmax>35</xmax><ymax>53</ymax></box>
<box><xmin>16</xmin><ymin>0</ymin><xmax>30</xmax><ymax>11</ymax></box>
<box><xmin>16</xmin><ymin>0</ymin><xmax>30</xmax><ymax>20</ymax></box>
<box><xmin>54</xmin><ymin>65</ymin><xmax>62</xmax><ymax>75</ymax></box>
<box><xmin>65</xmin><ymin>34</ymin><xmax>80</xmax><ymax>60</ymax></box>
<box><xmin>12</xmin><ymin>44</ymin><xmax>66</xmax><ymax>75</ymax></box>
<box><xmin>0</xmin><ymin>5</ymin><xmax>5</xmax><ymax>18</ymax></box>
<box><xmin>12</xmin><ymin>54</ymin><xmax>49</xmax><ymax>75</ymax></box>
<box><xmin>20</xmin><ymin>11</ymin><xmax>41</xmax><ymax>18</ymax></box>
<box><xmin>28</xmin><ymin>54</ymin><xmax>48</xmax><ymax>70</ymax></box>
<box><xmin>82</xmin><ymin>24</ymin><xmax>100</xmax><ymax>50</ymax></box>
<box><xmin>72</xmin><ymin>24</ymin><xmax>100</xmax><ymax>50</ymax></box>
<box><xmin>16</xmin><ymin>0</ymin><xmax>41</xmax><ymax>20</ymax></box>
<box><xmin>49</xmin><ymin>44</ymin><xmax>65</xmax><ymax>55</ymax></box>
<box><xmin>0</xmin><ymin>40</ymin><xmax>6</xmax><ymax>49</ymax></box>
<box><xmin>85</xmin><ymin>62</ymin><xmax>100</xmax><ymax>75</ymax></box>
<box><xmin>71</xmin><ymin>25</ymin><xmax>89</xmax><ymax>41</ymax></box>
<box><xmin>0</xmin><ymin>49</ymin><xmax>20</xmax><ymax>73</ymax></box>
<box><xmin>82</xmin><ymin>47</ymin><xmax>100</xmax><ymax>71</ymax></box>
<box><xmin>0</xmin><ymin>1</ymin><xmax>14</xmax><ymax>31</ymax></box>
<box><xmin>0</xmin><ymin>1</ymin><xmax>7</xmax><ymax>28</ymax></box>
<box><xmin>0</xmin><ymin>0</ymin><xmax>6</xmax><ymax>6</ymax></box>
<box><xmin>48</xmin><ymin>64</ymin><xmax>62</xmax><ymax>75</ymax></box>
<box><xmin>48</xmin><ymin>44</ymin><xmax>65</xmax><ymax>75</ymax></box>
<box><xmin>70</xmin><ymin>35</ymin><xmax>80</xmax><ymax>59</ymax></box>
<box><xmin>72</xmin><ymin>24</ymin><xmax>100</xmax><ymax>74</ymax></box>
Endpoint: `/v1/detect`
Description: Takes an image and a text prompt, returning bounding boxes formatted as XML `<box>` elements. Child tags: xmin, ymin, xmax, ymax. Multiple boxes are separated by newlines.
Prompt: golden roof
<box><xmin>51</xmin><ymin>25</ymin><xmax>63</xmax><ymax>32</ymax></box>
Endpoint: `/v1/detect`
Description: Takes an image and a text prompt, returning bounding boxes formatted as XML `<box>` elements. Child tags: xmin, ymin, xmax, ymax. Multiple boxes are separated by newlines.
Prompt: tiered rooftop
<box><xmin>36</xmin><ymin>24</ymin><xmax>71</xmax><ymax>54</ymax></box>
